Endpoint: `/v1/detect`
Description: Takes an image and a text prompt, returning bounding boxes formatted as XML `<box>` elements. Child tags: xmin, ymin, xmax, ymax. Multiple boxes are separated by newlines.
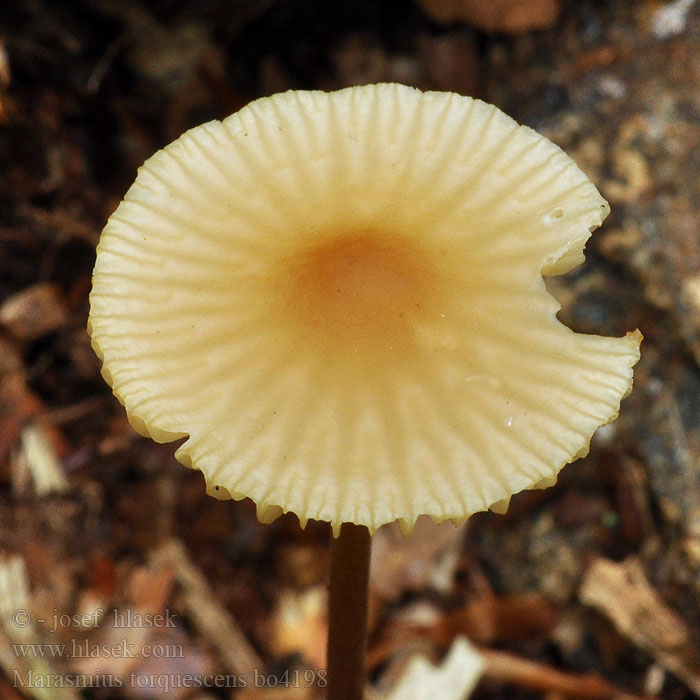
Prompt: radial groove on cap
<box><xmin>89</xmin><ymin>83</ymin><xmax>641</xmax><ymax>534</ymax></box>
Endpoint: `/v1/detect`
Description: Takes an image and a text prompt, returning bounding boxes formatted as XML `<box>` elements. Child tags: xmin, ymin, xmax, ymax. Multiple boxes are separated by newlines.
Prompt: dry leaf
<box><xmin>13</xmin><ymin>423</ymin><xmax>69</xmax><ymax>496</ymax></box>
<box><xmin>580</xmin><ymin>557</ymin><xmax>700</xmax><ymax>697</ymax></box>
<box><xmin>385</xmin><ymin>636</ymin><xmax>484</xmax><ymax>700</ymax></box>
<box><xmin>269</xmin><ymin>587</ymin><xmax>327</xmax><ymax>670</ymax></box>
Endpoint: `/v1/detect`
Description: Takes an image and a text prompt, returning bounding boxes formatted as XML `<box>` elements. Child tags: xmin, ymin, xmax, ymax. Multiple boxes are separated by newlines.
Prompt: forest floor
<box><xmin>2</xmin><ymin>1</ymin><xmax>700</xmax><ymax>699</ymax></box>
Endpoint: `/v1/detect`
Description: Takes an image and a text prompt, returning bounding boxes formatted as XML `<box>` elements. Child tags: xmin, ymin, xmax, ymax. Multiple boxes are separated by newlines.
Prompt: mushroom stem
<box><xmin>327</xmin><ymin>522</ymin><xmax>372</xmax><ymax>700</ymax></box>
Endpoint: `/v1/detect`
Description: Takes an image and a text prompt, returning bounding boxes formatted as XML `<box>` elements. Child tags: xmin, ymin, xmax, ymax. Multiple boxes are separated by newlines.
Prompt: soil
<box><xmin>2</xmin><ymin>1</ymin><xmax>700</xmax><ymax>699</ymax></box>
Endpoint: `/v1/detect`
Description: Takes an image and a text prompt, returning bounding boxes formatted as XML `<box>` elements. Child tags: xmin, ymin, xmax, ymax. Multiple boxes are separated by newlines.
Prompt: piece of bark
<box><xmin>580</xmin><ymin>557</ymin><xmax>700</xmax><ymax>697</ymax></box>
<box><xmin>620</xmin><ymin>351</ymin><xmax>700</xmax><ymax>537</ymax></box>
<box><xmin>605</xmin><ymin>453</ymin><xmax>655</xmax><ymax>547</ymax></box>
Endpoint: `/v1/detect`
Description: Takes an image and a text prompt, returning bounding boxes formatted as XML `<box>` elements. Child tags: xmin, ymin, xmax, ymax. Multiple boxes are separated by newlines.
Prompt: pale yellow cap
<box><xmin>89</xmin><ymin>84</ymin><xmax>641</xmax><ymax>535</ymax></box>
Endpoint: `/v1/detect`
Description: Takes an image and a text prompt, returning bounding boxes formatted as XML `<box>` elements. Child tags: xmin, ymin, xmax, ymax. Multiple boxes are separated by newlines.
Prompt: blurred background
<box><xmin>1</xmin><ymin>1</ymin><xmax>700</xmax><ymax>698</ymax></box>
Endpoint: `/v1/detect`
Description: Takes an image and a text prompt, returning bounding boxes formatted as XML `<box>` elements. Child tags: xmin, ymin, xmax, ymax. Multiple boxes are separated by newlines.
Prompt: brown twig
<box><xmin>481</xmin><ymin>648</ymin><xmax>653</xmax><ymax>700</ymax></box>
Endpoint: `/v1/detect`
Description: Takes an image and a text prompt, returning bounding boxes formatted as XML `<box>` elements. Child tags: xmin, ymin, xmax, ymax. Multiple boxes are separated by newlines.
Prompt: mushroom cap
<box><xmin>89</xmin><ymin>84</ymin><xmax>641</xmax><ymax>535</ymax></box>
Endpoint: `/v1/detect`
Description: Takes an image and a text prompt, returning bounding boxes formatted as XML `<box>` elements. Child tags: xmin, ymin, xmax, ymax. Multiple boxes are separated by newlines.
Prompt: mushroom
<box><xmin>88</xmin><ymin>84</ymin><xmax>641</xmax><ymax>700</ymax></box>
